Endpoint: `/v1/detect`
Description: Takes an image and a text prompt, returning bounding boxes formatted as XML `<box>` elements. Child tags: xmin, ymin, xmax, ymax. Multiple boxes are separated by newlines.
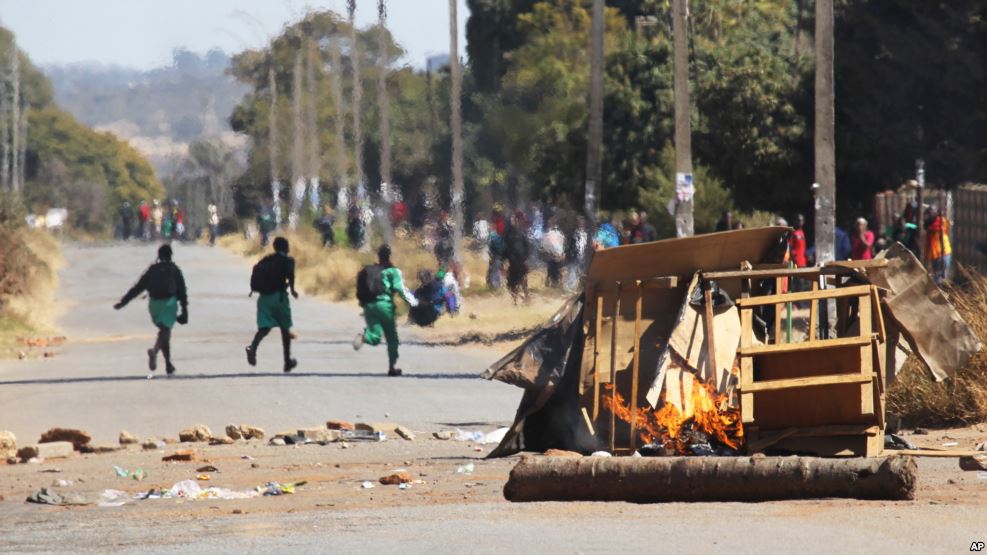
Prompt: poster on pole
<box><xmin>676</xmin><ymin>172</ymin><xmax>694</xmax><ymax>202</ymax></box>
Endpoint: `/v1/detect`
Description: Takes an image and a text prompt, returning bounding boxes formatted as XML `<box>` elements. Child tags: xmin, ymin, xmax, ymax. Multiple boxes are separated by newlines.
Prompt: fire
<box><xmin>602</xmin><ymin>378</ymin><xmax>744</xmax><ymax>454</ymax></box>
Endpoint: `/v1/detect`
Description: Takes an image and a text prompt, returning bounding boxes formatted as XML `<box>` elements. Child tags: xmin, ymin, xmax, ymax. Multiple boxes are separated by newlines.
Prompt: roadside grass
<box><xmin>218</xmin><ymin>227</ymin><xmax>565</xmax><ymax>341</ymax></box>
<box><xmin>0</xmin><ymin>229</ymin><xmax>61</xmax><ymax>358</ymax></box>
<box><xmin>888</xmin><ymin>265</ymin><xmax>987</xmax><ymax>426</ymax></box>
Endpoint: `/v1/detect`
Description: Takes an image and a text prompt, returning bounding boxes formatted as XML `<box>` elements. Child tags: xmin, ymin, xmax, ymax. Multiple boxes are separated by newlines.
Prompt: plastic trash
<box><xmin>399</xmin><ymin>483</ymin><xmax>411</xmax><ymax>490</ymax></box>
<box><xmin>943</xmin><ymin>441</ymin><xmax>959</xmax><ymax>447</ymax></box>
<box><xmin>113</xmin><ymin>465</ymin><xmax>129</xmax><ymax>478</ymax></box>
<box><xmin>240</xmin><ymin>455</ymin><xmax>255</xmax><ymax>461</ymax></box>
<box><xmin>454</xmin><ymin>430</ymin><xmax>485</xmax><ymax>442</ymax></box>
<box><xmin>361</xmin><ymin>481</ymin><xmax>375</xmax><ymax>489</ymax></box>
<box><xmin>132</xmin><ymin>468</ymin><xmax>146</xmax><ymax>481</ymax></box>
<box><xmin>168</xmin><ymin>479</ymin><xmax>202</xmax><ymax>498</ymax></box>
<box><xmin>98</xmin><ymin>489</ymin><xmax>130</xmax><ymax>507</ymax></box>
<box><xmin>456</xmin><ymin>463</ymin><xmax>475</xmax><ymax>474</ymax></box>
<box><xmin>590</xmin><ymin>451</ymin><xmax>613</xmax><ymax>457</ymax></box>
<box><xmin>978</xmin><ymin>472</ymin><xmax>987</xmax><ymax>481</ymax></box>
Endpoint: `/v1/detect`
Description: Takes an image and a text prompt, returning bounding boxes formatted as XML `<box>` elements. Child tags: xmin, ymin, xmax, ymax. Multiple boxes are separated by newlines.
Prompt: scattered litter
<box><xmin>341</xmin><ymin>430</ymin><xmax>387</xmax><ymax>442</ymax></box>
<box><xmin>590</xmin><ymin>451</ymin><xmax>613</xmax><ymax>458</ymax></box>
<box><xmin>197</xmin><ymin>465</ymin><xmax>219</xmax><ymax>473</ymax></box>
<box><xmin>399</xmin><ymin>483</ymin><xmax>411</xmax><ymax>490</ymax></box>
<box><xmin>361</xmin><ymin>481</ymin><xmax>375</xmax><ymax>489</ymax></box>
<box><xmin>885</xmin><ymin>434</ymin><xmax>917</xmax><ymax>450</ymax></box>
<box><xmin>240</xmin><ymin>455</ymin><xmax>254</xmax><ymax>461</ymax></box>
<box><xmin>943</xmin><ymin>442</ymin><xmax>960</xmax><ymax>447</ymax></box>
<box><xmin>132</xmin><ymin>469</ymin><xmax>146</xmax><ymax>481</ymax></box>
<box><xmin>113</xmin><ymin>465</ymin><xmax>129</xmax><ymax>478</ymax></box>
<box><xmin>452</xmin><ymin>428</ymin><xmax>509</xmax><ymax>445</ymax></box>
<box><xmin>978</xmin><ymin>472</ymin><xmax>987</xmax><ymax>481</ymax></box>
<box><xmin>169</xmin><ymin>480</ymin><xmax>202</xmax><ymax>498</ymax></box>
<box><xmin>456</xmin><ymin>463</ymin><xmax>475</xmax><ymax>475</ymax></box>
<box><xmin>51</xmin><ymin>479</ymin><xmax>73</xmax><ymax>487</ymax></box>
<box><xmin>39</xmin><ymin>468</ymin><xmax>62</xmax><ymax>473</ymax></box>
<box><xmin>197</xmin><ymin>474</ymin><xmax>211</xmax><ymax>481</ymax></box>
<box><xmin>27</xmin><ymin>488</ymin><xmax>89</xmax><ymax>506</ymax></box>
<box><xmin>261</xmin><ymin>481</ymin><xmax>302</xmax><ymax>496</ymax></box>
<box><xmin>98</xmin><ymin>489</ymin><xmax>129</xmax><ymax>507</ymax></box>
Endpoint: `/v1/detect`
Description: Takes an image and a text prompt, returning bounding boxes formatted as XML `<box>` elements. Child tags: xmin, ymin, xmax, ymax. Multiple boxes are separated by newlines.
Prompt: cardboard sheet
<box><xmin>871</xmin><ymin>243</ymin><xmax>982</xmax><ymax>381</ymax></box>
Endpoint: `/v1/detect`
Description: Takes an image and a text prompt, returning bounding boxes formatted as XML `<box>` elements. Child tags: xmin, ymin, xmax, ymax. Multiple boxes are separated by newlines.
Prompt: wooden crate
<box><xmin>736</xmin><ymin>284</ymin><xmax>886</xmax><ymax>457</ymax></box>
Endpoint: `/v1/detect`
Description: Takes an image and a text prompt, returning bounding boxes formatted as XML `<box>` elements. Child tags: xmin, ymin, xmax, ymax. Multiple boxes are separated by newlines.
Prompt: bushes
<box><xmin>888</xmin><ymin>266</ymin><xmax>987</xmax><ymax>426</ymax></box>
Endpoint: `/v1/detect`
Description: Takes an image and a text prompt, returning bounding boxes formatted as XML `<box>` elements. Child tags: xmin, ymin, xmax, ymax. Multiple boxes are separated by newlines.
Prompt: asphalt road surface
<box><xmin>0</xmin><ymin>242</ymin><xmax>519</xmax><ymax>443</ymax></box>
<box><xmin>2</xmin><ymin>242</ymin><xmax>985</xmax><ymax>554</ymax></box>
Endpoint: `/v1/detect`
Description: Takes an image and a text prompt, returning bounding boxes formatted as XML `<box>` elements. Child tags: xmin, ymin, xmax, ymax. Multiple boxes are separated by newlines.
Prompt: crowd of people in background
<box><xmin>118</xmin><ymin>199</ymin><xmax>194</xmax><ymax>243</ymax></box>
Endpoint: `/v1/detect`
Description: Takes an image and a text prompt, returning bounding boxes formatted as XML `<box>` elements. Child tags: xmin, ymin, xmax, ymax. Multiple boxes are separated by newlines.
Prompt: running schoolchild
<box><xmin>353</xmin><ymin>245</ymin><xmax>418</xmax><ymax>376</ymax></box>
<box><xmin>246</xmin><ymin>237</ymin><xmax>299</xmax><ymax>372</ymax></box>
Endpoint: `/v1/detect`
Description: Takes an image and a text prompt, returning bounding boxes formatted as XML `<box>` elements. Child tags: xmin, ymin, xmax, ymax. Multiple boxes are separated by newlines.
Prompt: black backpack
<box><xmin>356</xmin><ymin>264</ymin><xmax>385</xmax><ymax>304</ymax></box>
<box><xmin>250</xmin><ymin>255</ymin><xmax>283</xmax><ymax>295</ymax></box>
<box><xmin>146</xmin><ymin>262</ymin><xmax>178</xmax><ymax>299</ymax></box>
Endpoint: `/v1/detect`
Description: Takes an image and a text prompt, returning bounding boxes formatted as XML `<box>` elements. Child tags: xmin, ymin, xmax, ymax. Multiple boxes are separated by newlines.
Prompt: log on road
<box><xmin>504</xmin><ymin>455</ymin><xmax>916</xmax><ymax>502</ymax></box>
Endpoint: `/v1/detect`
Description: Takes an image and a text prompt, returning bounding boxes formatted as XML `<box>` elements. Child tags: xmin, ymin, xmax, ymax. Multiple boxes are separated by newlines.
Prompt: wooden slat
<box><xmin>894</xmin><ymin>449</ymin><xmax>986</xmax><ymax>458</ymax></box>
<box><xmin>736</xmin><ymin>284</ymin><xmax>873</xmax><ymax>308</ymax></box>
<box><xmin>774</xmin><ymin>277</ymin><xmax>783</xmax><ymax>344</ymax></box>
<box><xmin>596</xmin><ymin>276</ymin><xmax>678</xmax><ymax>291</ymax></box>
<box><xmin>871</xmin><ymin>286</ymin><xmax>886</xmax><ymax>343</ymax></box>
<box><xmin>825</xmin><ymin>259</ymin><xmax>889</xmax><ymax>269</ymax></box>
<box><xmin>858</xmin><ymin>294</ymin><xmax>875</xmax><ymax>417</ymax></box>
<box><xmin>629</xmin><ymin>281</ymin><xmax>643</xmax><ymax>449</ymax></box>
<box><xmin>738</xmin><ymin>373</ymin><xmax>875</xmax><ymax>393</ymax></box>
<box><xmin>808</xmin><ymin>280</ymin><xmax>819</xmax><ymax>341</ymax></box>
<box><xmin>738</xmin><ymin>335</ymin><xmax>873</xmax><ymax>356</ymax></box>
<box><xmin>703</xmin><ymin>283</ymin><xmax>717</xmax><ymax>380</ymax></box>
<box><xmin>739</xmin><ymin>308</ymin><xmax>754</xmax><ymax>424</ymax></box>
<box><xmin>592</xmin><ymin>292</ymin><xmax>603</xmax><ymax>421</ymax></box>
<box><xmin>749</xmin><ymin>425</ymin><xmax>881</xmax><ymax>452</ymax></box>
<box><xmin>608</xmin><ymin>282</ymin><xmax>622</xmax><ymax>453</ymax></box>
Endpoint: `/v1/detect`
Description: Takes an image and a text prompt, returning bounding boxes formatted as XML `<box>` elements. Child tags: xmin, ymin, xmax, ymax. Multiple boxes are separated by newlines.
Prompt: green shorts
<box><xmin>257</xmin><ymin>291</ymin><xmax>292</xmax><ymax>329</ymax></box>
<box><xmin>148</xmin><ymin>297</ymin><xmax>178</xmax><ymax>329</ymax></box>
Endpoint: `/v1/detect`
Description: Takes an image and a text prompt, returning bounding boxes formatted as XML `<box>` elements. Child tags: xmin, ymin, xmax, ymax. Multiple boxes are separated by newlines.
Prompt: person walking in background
<box><xmin>151</xmin><ymin>199</ymin><xmax>164</xmax><ymax>240</ymax></box>
<box><xmin>789</xmin><ymin>214</ymin><xmax>808</xmax><ymax>268</ymax></box>
<box><xmin>353</xmin><ymin>245</ymin><xmax>419</xmax><ymax>376</ymax></box>
<box><xmin>246</xmin><ymin>237</ymin><xmax>299</xmax><ymax>373</ymax></box>
<box><xmin>258</xmin><ymin>204</ymin><xmax>275</xmax><ymax>247</ymax></box>
<box><xmin>851</xmin><ymin>217</ymin><xmax>875</xmax><ymax>260</ymax></box>
<box><xmin>834</xmin><ymin>225</ymin><xmax>852</xmax><ymax>260</ymax></box>
<box><xmin>504</xmin><ymin>211</ymin><xmax>531</xmax><ymax>304</ymax></box>
<box><xmin>925</xmin><ymin>206</ymin><xmax>952</xmax><ymax>284</ymax></box>
<box><xmin>114</xmin><ymin>244</ymin><xmax>188</xmax><ymax>376</ymax></box>
<box><xmin>623</xmin><ymin>211</ymin><xmax>640</xmax><ymax>244</ymax></box>
<box><xmin>638</xmin><ymin>210</ymin><xmax>657</xmax><ymax>243</ymax></box>
<box><xmin>207</xmin><ymin>202</ymin><xmax>220</xmax><ymax>246</ymax></box>
<box><xmin>119</xmin><ymin>202</ymin><xmax>134</xmax><ymax>240</ymax></box>
<box><xmin>565</xmin><ymin>215</ymin><xmax>589</xmax><ymax>292</ymax></box>
<box><xmin>315</xmin><ymin>204</ymin><xmax>335</xmax><ymax>247</ymax></box>
<box><xmin>541</xmin><ymin>218</ymin><xmax>565</xmax><ymax>288</ymax></box>
<box><xmin>137</xmin><ymin>200</ymin><xmax>151</xmax><ymax>241</ymax></box>
<box><xmin>161</xmin><ymin>201</ymin><xmax>174</xmax><ymax>240</ymax></box>
<box><xmin>346</xmin><ymin>205</ymin><xmax>365</xmax><ymax>249</ymax></box>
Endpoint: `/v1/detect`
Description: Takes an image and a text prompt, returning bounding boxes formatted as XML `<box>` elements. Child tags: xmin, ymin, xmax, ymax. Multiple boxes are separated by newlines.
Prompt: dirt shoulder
<box><xmin>0</xmin><ymin>229</ymin><xmax>61</xmax><ymax>360</ymax></box>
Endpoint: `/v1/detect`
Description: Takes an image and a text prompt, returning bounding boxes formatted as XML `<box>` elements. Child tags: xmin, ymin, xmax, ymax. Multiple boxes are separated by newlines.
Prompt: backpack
<box><xmin>146</xmin><ymin>262</ymin><xmax>177</xmax><ymax>299</ymax></box>
<box><xmin>250</xmin><ymin>255</ymin><xmax>283</xmax><ymax>295</ymax></box>
<box><xmin>356</xmin><ymin>264</ymin><xmax>385</xmax><ymax>304</ymax></box>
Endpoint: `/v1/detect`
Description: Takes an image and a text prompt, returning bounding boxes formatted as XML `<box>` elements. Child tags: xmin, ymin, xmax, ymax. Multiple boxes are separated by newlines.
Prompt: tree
<box><xmin>584</xmin><ymin>0</ymin><xmax>603</xmax><ymax>231</ymax></box>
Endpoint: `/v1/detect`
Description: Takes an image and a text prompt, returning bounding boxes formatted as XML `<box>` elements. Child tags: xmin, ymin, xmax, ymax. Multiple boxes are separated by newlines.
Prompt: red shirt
<box><xmin>851</xmin><ymin>230</ymin><xmax>874</xmax><ymax>260</ymax></box>
<box><xmin>789</xmin><ymin>229</ymin><xmax>807</xmax><ymax>267</ymax></box>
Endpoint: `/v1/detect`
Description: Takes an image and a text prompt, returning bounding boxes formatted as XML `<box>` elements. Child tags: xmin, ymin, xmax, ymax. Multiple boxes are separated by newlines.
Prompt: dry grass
<box><xmin>219</xmin><ymin>227</ymin><xmax>563</xmax><ymax>341</ymax></box>
<box><xmin>0</xmin><ymin>229</ymin><xmax>61</xmax><ymax>357</ymax></box>
<box><xmin>888</xmin><ymin>265</ymin><xmax>987</xmax><ymax>426</ymax></box>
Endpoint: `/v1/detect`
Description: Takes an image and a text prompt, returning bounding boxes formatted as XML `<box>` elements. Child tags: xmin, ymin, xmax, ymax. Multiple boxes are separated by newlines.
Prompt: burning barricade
<box><xmin>483</xmin><ymin>228</ymin><xmax>980</xmax><ymax>500</ymax></box>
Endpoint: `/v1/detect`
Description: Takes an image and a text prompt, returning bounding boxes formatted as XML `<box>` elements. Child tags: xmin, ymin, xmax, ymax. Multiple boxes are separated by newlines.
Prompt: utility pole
<box><xmin>289</xmin><ymin>48</ymin><xmax>305</xmax><ymax>229</ymax></box>
<box><xmin>814</xmin><ymin>0</ymin><xmax>836</xmax><ymax>334</ymax></box>
<box><xmin>584</xmin><ymin>0</ymin><xmax>604</xmax><ymax>233</ymax></box>
<box><xmin>347</xmin><ymin>0</ymin><xmax>365</xmax><ymax>203</ymax></box>
<box><xmin>377</xmin><ymin>0</ymin><xmax>395</xmax><ymax>241</ymax></box>
<box><xmin>10</xmin><ymin>45</ymin><xmax>20</xmax><ymax>193</ymax></box>
<box><xmin>328</xmin><ymin>36</ymin><xmax>348</xmax><ymax>200</ymax></box>
<box><xmin>1</xmin><ymin>86</ymin><xmax>9</xmax><ymax>191</ymax></box>
<box><xmin>449</xmin><ymin>0</ymin><xmax>465</xmax><ymax>262</ymax></box>
<box><xmin>305</xmin><ymin>39</ymin><xmax>321</xmax><ymax>212</ymax></box>
<box><xmin>672</xmin><ymin>0</ymin><xmax>693</xmax><ymax>237</ymax></box>
<box><xmin>268</xmin><ymin>66</ymin><xmax>281</xmax><ymax>227</ymax></box>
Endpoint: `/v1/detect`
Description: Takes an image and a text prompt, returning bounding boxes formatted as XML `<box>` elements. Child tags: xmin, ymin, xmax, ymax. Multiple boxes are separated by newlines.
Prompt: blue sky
<box><xmin>0</xmin><ymin>0</ymin><xmax>469</xmax><ymax>69</ymax></box>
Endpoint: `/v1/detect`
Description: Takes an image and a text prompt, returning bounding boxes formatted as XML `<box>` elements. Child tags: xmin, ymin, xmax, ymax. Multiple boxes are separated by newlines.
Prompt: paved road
<box><xmin>0</xmin><ymin>242</ymin><xmax>520</xmax><ymax>444</ymax></box>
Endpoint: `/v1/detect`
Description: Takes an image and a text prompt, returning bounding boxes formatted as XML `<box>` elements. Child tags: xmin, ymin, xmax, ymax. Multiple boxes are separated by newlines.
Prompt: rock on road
<box><xmin>0</xmin><ymin>242</ymin><xmax>519</xmax><ymax>444</ymax></box>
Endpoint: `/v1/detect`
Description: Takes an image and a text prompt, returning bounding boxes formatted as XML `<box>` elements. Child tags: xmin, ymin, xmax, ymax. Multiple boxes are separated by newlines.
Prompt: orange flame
<box><xmin>602</xmin><ymin>377</ymin><xmax>744</xmax><ymax>454</ymax></box>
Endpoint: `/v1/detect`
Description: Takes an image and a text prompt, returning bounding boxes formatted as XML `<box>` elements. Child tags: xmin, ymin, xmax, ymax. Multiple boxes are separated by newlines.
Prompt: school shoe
<box><xmin>284</xmin><ymin>359</ymin><xmax>297</xmax><ymax>373</ymax></box>
<box><xmin>245</xmin><ymin>346</ymin><xmax>257</xmax><ymax>366</ymax></box>
<box><xmin>352</xmin><ymin>332</ymin><xmax>364</xmax><ymax>351</ymax></box>
<box><xmin>165</xmin><ymin>363</ymin><xmax>176</xmax><ymax>376</ymax></box>
<box><xmin>388</xmin><ymin>368</ymin><xmax>403</xmax><ymax>377</ymax></box>
<box><xmin>147</xmin><ymin>349</ymin><xmax>157</xmax><ymax>371</ymax></box>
